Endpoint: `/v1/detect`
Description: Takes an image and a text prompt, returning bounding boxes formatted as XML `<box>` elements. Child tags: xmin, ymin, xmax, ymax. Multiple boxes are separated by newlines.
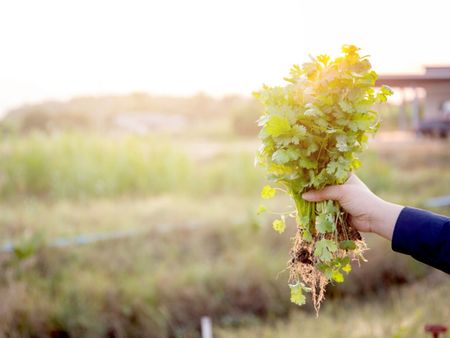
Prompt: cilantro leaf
<box><xmin>265</xmin><ymin>115</ymin><xmax>291</xmax><ymax>137</ymax></box>
<box><xmin>314</xmin><ymin>239</ymin><xmax>338</xmax><ymax>262</ymax></box>
<box><xmin>256</xmin><ymin>204</ymin><xmax>267</xmax><ymax>215</ymax></box>
<box><xmin>315</xmin><ymin>213</ymin><xmax>335</xmax><ymax>233</ymax></box>
<box><xmin>289</xmin><ymin>282</ymin><xmax>307</xmax><ymax>306</ymax></box>
<box><xmin>342</xmin><ymin>263</ymin><xmax>352</xmax><ymax>273</ymax></box>
<box><xmin>339</xmin><ymin>240</ymin><xmax>357</xmax><ymax>250</ymax></box>
<box><xmin>332</xmin><ymin>270</ymin><xmax>344</xmax><ymax>283</ymax></box>
<box><xmin>272</xmin><ymin>149</ymin><xmax>291</xmax><ymax>164</ymax></box>
<box><xmin>272</xmin><ymin>216</ymin><xmax>286</xmax><ymax>234</ymax></box>
<box><xmin>261</xmin><ymin>185</ymin><xmax>276</xmax><ymax>199</ymax></box>
<box><xmin>254</xmin><ymin>45</ymin><xmax>393</xmax><ymax>308</ymax></box>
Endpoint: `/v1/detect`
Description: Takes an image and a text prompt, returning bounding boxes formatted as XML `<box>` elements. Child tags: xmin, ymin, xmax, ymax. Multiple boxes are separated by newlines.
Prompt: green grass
<box><xmin>217</xmin><ymin>272</ymin><xmax>450</xmax><ymax>338</ymax></box>
<box><xmin>1</xmin><ymin>215</ymin><xmax>439</xmax><ymax>338</ymax></box>
<box><xmin>1</xmin><ymin>132</ymin><xmax>449</xmax><ymax>207</ymax></box>
<box><xmin>0</xmin><ymin>195</ymin><xmax>268</xmax><ymax>245</ymax></box>
<box><xmin>0</xmin><ymin>132</ymin><xmax>449</xmax><ymax>337</ymax></box>
<box><xmin>0</xmin><ymin>132</ymin><xmax>263</xmax><ymax>200</ymax></box>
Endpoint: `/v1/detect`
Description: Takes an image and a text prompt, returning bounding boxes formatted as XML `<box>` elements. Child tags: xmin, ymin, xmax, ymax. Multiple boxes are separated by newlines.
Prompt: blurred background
<box><xmin>0</xmin><ymin>1</ymin><xmax>449</xmax><ymax>337</ymax></box>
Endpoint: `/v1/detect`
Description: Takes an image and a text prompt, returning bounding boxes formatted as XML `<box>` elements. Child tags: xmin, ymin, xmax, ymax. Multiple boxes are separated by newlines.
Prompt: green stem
<box><xmin>291</xmin><ymin>192</ymin><xmax>315</xmax><ymax>235</ymax></box>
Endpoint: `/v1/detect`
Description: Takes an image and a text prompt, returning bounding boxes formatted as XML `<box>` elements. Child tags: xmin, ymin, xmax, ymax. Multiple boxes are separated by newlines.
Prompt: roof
<box><xmin>376</xmin><ymin>66</ymin><xmax>450</xmax><ymax>87</ymax></box>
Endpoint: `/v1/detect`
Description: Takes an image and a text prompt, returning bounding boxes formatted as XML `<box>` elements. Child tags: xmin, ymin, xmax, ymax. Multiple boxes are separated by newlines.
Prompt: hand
<box><xmin>301</xmin><ymin>174</ymin><xmax>404</xmax><ymax>240</ymax></box>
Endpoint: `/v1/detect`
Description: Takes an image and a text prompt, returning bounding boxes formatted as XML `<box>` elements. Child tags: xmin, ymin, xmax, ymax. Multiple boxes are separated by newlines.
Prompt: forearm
<box><xmin>370</xmin><ymin>199</ymin><xmax>404</xmax><ymax>240</ymax></box>
<box><xmin>301</xmin><ymin>176</ymin><xmax>450</xmax><ymax>274</ymax></box>
<box><xmin>391</xmin><ymin>207</ymin><xmax>450</xmax><ymax>274</ymax></box>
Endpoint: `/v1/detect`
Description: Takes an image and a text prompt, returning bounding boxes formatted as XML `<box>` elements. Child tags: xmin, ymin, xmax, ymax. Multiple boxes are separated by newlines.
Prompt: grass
<box><xmin>0</xmin><ymin>132</ymin><xmax>263</xmax><ymax>200</ymax></box>
<box><xmin>0</xmin><ymin>195</ymin><xmax>262</xmax><ymax>241</ymax></box>
<box><xmin>0</xmin><ymin>215</ymin><xmax>438</xmax><ymax>338</ymax></box>
<box><xmin>0</xmin><ymin>221</ymin><xmax>289</xmax><ymax>337</ymax></box>
<box><xmin>0</xmin><ymin>131</ymin><xmax>449</xmax><ymax>337</ymax></box>
<box><xmin>217</xmin><ymin>272</ymin><xmax>450</xmax><ymax>338</ymax></box>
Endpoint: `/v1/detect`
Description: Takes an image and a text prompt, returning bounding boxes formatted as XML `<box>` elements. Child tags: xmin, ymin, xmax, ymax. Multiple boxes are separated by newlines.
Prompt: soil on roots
<box><xmin>288</xmin><ymin>216</ymin><xmax>366</xmax><ymax>314</ymax></box>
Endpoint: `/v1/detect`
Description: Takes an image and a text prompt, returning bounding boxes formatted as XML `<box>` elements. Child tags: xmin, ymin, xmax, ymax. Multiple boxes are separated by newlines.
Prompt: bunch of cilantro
<box><xmin>254</xmin><ymin>45</ymin><xmax>392</xmax><ymax>312</ymax></box>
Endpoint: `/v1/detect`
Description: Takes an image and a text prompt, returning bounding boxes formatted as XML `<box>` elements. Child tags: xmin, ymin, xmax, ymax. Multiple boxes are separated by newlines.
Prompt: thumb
<box><xmin>302</xmin><ymin>185</ymin><xmax>344</xmax><ymax>202</ymax></box>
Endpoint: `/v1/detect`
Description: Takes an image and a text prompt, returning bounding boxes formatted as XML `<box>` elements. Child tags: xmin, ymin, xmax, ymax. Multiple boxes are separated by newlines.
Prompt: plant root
<box><xmin>288</xmin><ymin>212</ymin><xmax>367</xmax><ymax>315</ymax></box>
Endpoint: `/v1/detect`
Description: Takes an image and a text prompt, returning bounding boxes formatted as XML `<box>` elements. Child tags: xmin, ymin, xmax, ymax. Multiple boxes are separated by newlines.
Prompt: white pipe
<box><xmin>201</xmin><ymin>316</ymin><xmax>213</xmax><ymax>338</ymax></box>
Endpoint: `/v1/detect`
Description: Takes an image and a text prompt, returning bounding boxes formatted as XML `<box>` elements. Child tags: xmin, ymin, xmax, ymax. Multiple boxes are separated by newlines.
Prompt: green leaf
<box><xmin>286</xmin><ymin>148</ymin><xmax>301</xmax><ymax>161</ymax></box>
<box><xmin>381</xmin><ymin>85</ymin><xmax>393</xmax><ymax>96</ymax></box>
<box><xmin>254</xmin><ymin>45</ymin><xmax>390</xmax><ymax>298</ymax></box>
<box><xmin>355</xmin><ymin>118</ymin><xmax>373</xmax><ymax>130</ymax></box>
<box><xmin>351</xmin><ymin>158</ymin><xmax>362</xmax><ymax>169</ymax></box>
<box><xmin>271</xmin><ymin>147</ymin><xmax>301</xmax><ymax>165</ymax></box>
<box><xmin>327</xmin><ymin>159</ymin><xmax>348</xmax><ymax>182</ymax></box>
<box><xmin>311</xmin><ymin>169</ymin><xmax>328</xmax><ymax>188</ymax></box>
<box><xmin>276</xmin><ymin>135</ymin><xmax>298</xmax><ymax>147</ymax></box>
<box><xmin>306</xmin><ymin>142</ymin><xmax>319</xmax><ymax>155</ymax></box>
<box><xmin>336</xmin><ymin>135</ymin><xmax>348</xmax><ymax>152</ymax></box>
<box><xmin>289</xmin><ymin>282</ymin><xmax>306</xmax><ymax>306</ymax></box>
<box><xmin>256</xmin><ymin>204</ymin><xmax>267</xmax><ymax>215</ymax></box>
<box><xmin>272</xmin><ymin>216</ymin><xmax>286</xmax><ymax>234</ymax></box>
<box><xmin>377</xmin><ymin>85</ymin><xmax>394</xmax><ymax>102</ymax></box>
<box><xmin>342</xmin><ymin>263</ymin><xmax>352</xmax><ymax>273</ymax></box>
<box><xmin>354</xmin><ymin>101</ymin><xmax>371</xmax><ymax>114</ymax></box>
<box><xmin>302</xmin><ymin>229</ymin><xmax>313</xmax><ymax>242</ymax></box>
<box><xmin>317</xmin><ymin>54</ymin><xmax>330</xmax><ymax>65</ymax></box>
<box><xmin>265</xmin><ymin>115</ymin><xmax>291</xmax><ymax>137</ymax></box>
<box><xmin>335</xmin><ymin>157</ymin><xmax>350</xmax><ymax>182</ymax></box>
<box><xmin>298</xmin><ymin>215</ymin><xmax>310</xmax><ymax>227</ymax></box>
<box><xmin>326</xmin><ymin>161</ymin><xmax>339</xmax><ymax>175</ymax></box>
<box><xmin>324</xmin><ymin>200</ymin><xmax>338</xmax><ymax>214</ymax></box>
<box><xmin>299</xmin><ymin>155</ymin><xmax>318</xmax><ymax>169</ymax></box>
<box><xmin>335</xmin><ymin>165</ymin><xmax>348</xmax><ymax>182</ymax></box>
<box><xmin>257</xmin><ymin>115</ymin><xmax>270</xmax><ymax>127</ymax></box>
<box><xmin>314</xmin><ymin>239</ymin><xmax>338</xmax><ymax>262</ymax></box>
<box><xmin>342</xmin><ymin>44</ymin><xmax>360</xmax><ymax>54</ymax></box>
<box><xmin>339</xmin><ymin>240</ymin><xmax>357</xmax><ymax>250</ymax></box>
<box><xmin>304</xmin><ymin>104</ymin><xmax>321</xmax><ymax>117</ymax></box>
<box><xmin>339</xmin><ymin>100</ymin><xmax>353</xmax><ymax>112</ymax></box>
<box><xmin>292</xmin><ymin>124</ymin><xmax>307</xmax><ymax>136</ymax></box>
<box><xmin>332</xmin><ymin>270</ymin><xmax>344</xmax><ymax>283</ymax></box>
<box><xmin>272</xmin><ymin>149</ymin><xmax>291</xmax><ymax>164</ymax></box>
<box><xmin>261</xmin><ymin>185</ymin><xmax>276</xmax><ymax>199</ymax></box>
<box><xmin>315</xmin><ymin>213</ymin><xmax>335</xmax><ymax>234</ymax></box>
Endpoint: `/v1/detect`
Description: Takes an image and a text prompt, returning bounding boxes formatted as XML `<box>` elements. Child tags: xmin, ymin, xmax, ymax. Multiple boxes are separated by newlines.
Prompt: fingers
<box><xmin>346</xmin><ymin>173</ymin><xmax>359</xmax><ymax>185</ymax></box>
<box><xmin>302</xmin><ymin>185</ymin><xmax>344</xmax><ymax>202</ymax></box>
<box><xmin>346</xmin><ymin>173</ymin><xmax>370</xmax><ymax>191</ymax></box>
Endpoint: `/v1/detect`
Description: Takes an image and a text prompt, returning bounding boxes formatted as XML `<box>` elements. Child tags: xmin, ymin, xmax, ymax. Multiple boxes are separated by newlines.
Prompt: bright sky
<box><xmin>0</xmin><ymin>0</ymin><xmax>449</xmax><ymax>114</ymax></box>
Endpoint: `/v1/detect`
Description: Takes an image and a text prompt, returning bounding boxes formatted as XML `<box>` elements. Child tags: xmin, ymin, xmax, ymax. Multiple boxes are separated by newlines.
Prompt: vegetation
<box><xmin>217</xmin><ymin>272</ymin><xmax>450</xmax><ymax>338</ymax></box>
<box><xmin>255</xmin><ymin>45</ymin><xmax>393</xmax><ymax>311</ymax></box>
<box><xmin>0</xmin><ymin>132</ymin><xmax>262</xmax><ymax>200</ymax></box>
<box><xmin>1</xmin><ymin>93</ymin><xmax>253</xmax><ymax>134</ymax></box>
<box><xmin>0</xmin><ymin>126</ymin><xmax>448</xmax><ymax>337</ymax></box>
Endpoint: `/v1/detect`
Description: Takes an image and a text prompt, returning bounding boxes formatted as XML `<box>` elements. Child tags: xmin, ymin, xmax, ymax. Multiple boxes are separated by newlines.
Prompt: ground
<box><xmin>0</xmin><ymin>132</ymin><xmax>449</xmax><ymax>337</ymax></box>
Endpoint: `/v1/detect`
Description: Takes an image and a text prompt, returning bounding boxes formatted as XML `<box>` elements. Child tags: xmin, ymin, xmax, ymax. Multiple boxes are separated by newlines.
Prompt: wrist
<box><xmin>370</xmin><ymin>199</ymin><xmax>404</xmax><ymax>240</ymax></box>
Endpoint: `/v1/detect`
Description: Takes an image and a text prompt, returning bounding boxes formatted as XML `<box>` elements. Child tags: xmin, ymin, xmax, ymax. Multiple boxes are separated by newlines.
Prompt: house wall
<box><xmin>423</xmin><ymin>83</ymin><xmax>450</xmax><ymax>119</ymax></box>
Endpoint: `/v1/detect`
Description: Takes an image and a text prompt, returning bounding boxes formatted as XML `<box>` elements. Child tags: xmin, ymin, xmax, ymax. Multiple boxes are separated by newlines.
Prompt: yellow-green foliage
<box><xmin>254</xmin><ymin>45</ymin><xmax>393</xmax><ymax>308</ymax></box>
<box><xmin>0</xmin><ymin>134</ymin><xmax>448</xmax><ymax>337</ymax></box>
<box><xmin>0</xmin><ymin>132</ymin><xmax>263</xmax><ymax>199</ymax></box>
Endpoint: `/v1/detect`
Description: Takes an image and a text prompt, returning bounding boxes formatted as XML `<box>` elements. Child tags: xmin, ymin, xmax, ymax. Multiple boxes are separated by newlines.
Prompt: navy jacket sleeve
<box><xmin>392</xmin><ymin>207</ymin><xmax>450</xmax><ymax>274</ymax></box>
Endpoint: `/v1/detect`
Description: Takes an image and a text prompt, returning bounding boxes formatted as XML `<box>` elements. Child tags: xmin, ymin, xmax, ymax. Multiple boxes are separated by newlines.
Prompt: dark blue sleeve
<box><xmin>391</xmin><ymin>207</ymin><xmax>450</xmax><ymax>274</ymax></box>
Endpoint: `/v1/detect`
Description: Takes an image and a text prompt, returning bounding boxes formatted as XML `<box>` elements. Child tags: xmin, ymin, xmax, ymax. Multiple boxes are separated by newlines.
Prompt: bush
<box><xmin>0</xmin><ymin>132</ymin><xmax>265</xmax><ymax>200</ymax></box>
<box><xmin>231</xmin><ymin>100</ymin><xmax>262</xmax><ymax>136</ymax></box>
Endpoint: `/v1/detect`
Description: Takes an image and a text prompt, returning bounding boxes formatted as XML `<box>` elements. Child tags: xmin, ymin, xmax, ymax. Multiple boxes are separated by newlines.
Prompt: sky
<box><xmin>0</xmin><ymin>0</ymin><xmax>449</xmax><ymax>114</ymax></box>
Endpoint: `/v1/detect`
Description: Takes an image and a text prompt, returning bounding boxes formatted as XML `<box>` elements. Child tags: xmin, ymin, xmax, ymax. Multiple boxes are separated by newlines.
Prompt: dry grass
<box><xmin>217</xmin><ymin>272</ymin><xmax>450</xmax><ymax>338</ymax></box>
<box><xmin>0</xmin><ymin>132</ymin><xmax>448</xmax><ymax>337</ymax></box>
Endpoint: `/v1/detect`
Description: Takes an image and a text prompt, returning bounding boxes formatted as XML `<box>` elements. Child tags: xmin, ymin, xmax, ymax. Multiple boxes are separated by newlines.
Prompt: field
<box><xmin>0</xmin><ymin>130</ymin><xmax>449</xmax><ymax>338</ymax></box>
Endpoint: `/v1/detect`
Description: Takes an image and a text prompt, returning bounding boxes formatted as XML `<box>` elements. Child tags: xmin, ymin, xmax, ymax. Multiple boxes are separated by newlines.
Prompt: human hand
<box><xmin>301</xmin><ymin>174</ymin><xmax>404</xmax><ymax>240</ymax></box>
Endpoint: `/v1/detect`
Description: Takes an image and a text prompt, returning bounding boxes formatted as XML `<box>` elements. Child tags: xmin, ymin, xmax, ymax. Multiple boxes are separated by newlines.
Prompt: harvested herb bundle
<box><xmin>255</xmin><ymin>45</ymin><xmax>393</xmax><ymax>313</ymax></box>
